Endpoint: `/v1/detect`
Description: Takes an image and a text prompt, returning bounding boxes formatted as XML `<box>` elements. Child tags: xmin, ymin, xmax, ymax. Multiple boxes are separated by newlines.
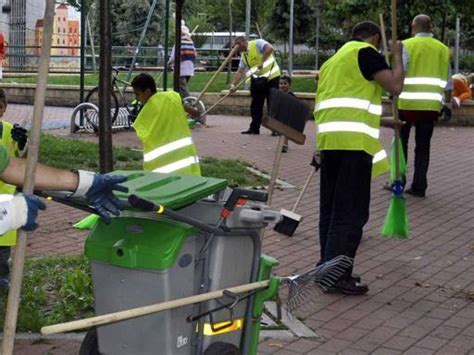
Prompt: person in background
<box><xmin>397</xmin><ymin>14</ymin><xmax>451</xmax><ymax>198</ymax></box>
<box><xmin>278</xmin><ymin>75</ymin><xmax>295</xmax><ymax>153</ymax></box>
<box><xmin>230</xmin><ymin>36</ymin><xmax>281</xmax><ymax>135</ymax></box>
<box><xmin>168</xmin><ymin>21</ymin><xmax>196</xmax><ymax>99</ymax></box>
<box><xmin>451</xmin><ymin>73</ymin><xmax>473</xmax><ymax>107</ymax></box>
<box><xmin>0</xmin><ymin>89</ymin><xmax>28</xmax><ymax>289</ymax></box>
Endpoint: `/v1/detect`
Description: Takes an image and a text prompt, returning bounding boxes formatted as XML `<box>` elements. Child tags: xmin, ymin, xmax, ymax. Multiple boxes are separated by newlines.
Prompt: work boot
<box><xmin>241</xmin><ymin>129</ymin><xmax>259</xmax><ymax>135</ymax></box>
<box><xmin>327</xmin><ymin>278</ymin><xmax>369</xmax><ymax>295</ymax></box>
<box><xmin>405</xmin><ymin>188</ymin><xmax>425</xmax><ymax>198</ymax></box>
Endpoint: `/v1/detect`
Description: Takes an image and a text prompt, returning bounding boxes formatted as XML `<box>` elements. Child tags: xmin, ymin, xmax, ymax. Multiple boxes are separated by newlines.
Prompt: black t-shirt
<box><xmin>352</xmin><ymin>39</ymin><xmax>390</xmax><ymax>81</ymax></box>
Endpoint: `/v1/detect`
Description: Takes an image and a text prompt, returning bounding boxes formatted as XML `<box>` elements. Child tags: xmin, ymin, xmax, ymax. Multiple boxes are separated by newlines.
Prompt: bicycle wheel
<box><xmin>84</xmin><ymin>86</ymin><xmax>120</xmax><ymax>132</ymax></box>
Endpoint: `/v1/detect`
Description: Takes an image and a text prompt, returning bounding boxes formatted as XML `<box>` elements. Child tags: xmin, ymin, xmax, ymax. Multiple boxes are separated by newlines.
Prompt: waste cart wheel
<box><xmin>204</xmin><ymin>341</ymin><xmax>241</xmax><ymax>355</ymax></box>
<box><xmin>79</xmin><ymin>327</ymin><xmax>101</xmax><ymax>355</ymax></box>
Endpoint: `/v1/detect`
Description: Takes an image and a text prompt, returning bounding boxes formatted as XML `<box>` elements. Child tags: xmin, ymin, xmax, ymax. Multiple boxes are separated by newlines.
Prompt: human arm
<box><xmin>230</xmin><ymin>67</ymin><xmax>246</xmax><ymax>93</ymax></box>
<box><xmin>0</xmin><ymin>153</ymin><xmax>128</xmax><ymax>225</ymax></box>
<box><xmin>373</xmin><ymin>41</ymin><xmax>404</xmax><ymax>96</ymax></box>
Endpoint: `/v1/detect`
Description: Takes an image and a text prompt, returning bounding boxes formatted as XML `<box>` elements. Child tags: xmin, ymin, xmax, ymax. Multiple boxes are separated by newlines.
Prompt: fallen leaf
<box><xmin>469</xmin><ymin>242</ymin><xmax>474</xmax><ymax>250</ymax></box>
<box><xmin>413</xmin><ymin>256</ymin><xmax>422</xmax><ymax>260</ymax></box>
<box><xmin>268</xmin><ymin>342</ymin><xmax>284</xmax><ymax>348</ymax></box>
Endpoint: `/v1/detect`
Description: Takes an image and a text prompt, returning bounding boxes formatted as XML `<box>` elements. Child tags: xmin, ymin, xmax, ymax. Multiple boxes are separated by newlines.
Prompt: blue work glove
<box><xmin>22</xmin><ymin>194</ymin><xmax>47</xmax><ymax>231</ymax></box>
<box><xmin>72</xmin><ymin>171</ymin><xmax>129</xmax><ymax>224</ymax></box>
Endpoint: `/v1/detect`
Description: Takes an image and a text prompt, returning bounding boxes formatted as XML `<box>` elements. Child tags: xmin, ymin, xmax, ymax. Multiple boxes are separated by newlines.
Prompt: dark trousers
<box><xmin>179</xmin><ymin>76</ymin><xmax>191</xmax><ymax>99</ymax></box>
<box><xmin>399</xmin><ymin>110</ymin><xmax>436</xmax><ymax>193</ymax></box>
<box><xmin>319</xmin><ymin>150</ymin><xmax>372</xmax><ymax>278</ymax></box>
<box><xmin>0</xmin><ymin>246</ymin><xmax>10</xmax><ymax>278</ymax></box>
<box><xmin>249</xmin><ymin>76</ymin><xmax>280</xmax><ymax>132</ymax></box>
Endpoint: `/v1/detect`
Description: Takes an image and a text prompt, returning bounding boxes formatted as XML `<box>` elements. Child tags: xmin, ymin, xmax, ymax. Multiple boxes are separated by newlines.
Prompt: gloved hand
<box><xmin>22</xmin><ymin>194</ymin><xmax>47</xmax><ymax>231</ymax></box>
<box><xmin>72</xmin><ymin>171</ymin><xmax>129</xmax><ymax>224</ymax></box>
<box><xmin>310</xmin><ymin>150</ymin><xmax>321</xmax><ymax>171</ymax></box>
<box><xmin>11</xmin><ymin>124</ymin><xmax>28</xmax><ymax>151</ymax></box>
<box><xmin>0</xmin><ymin>194</ymin><xmax>46</xmax><ymax>235</ymax></box>
<box><xmin>451</xmin><ymin>96</ymin><xmax>461</xmax><ymax>109</ymax></box>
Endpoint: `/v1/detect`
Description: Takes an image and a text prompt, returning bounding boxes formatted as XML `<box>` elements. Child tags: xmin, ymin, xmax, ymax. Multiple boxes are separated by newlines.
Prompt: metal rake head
<box><xmin>282</xmin><ymin>255</ymin><xmax>353</xmax><ymax>312</ymax></box>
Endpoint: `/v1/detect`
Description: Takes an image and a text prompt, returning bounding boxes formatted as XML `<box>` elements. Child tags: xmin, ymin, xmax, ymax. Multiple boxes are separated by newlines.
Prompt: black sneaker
<box><xmin>405</xmin><ymin>188</ymin><xmax>425</xmax><ymax>198</ymax></box>
<box><xmin>241</xmin><ymin>129</ymin><xmax>259</xmax><ymax>135</ymax></box>
<box><xmin>328</xmin><ymin>279</ymin><xmax>369</xmax><ymax>295</ymax></box>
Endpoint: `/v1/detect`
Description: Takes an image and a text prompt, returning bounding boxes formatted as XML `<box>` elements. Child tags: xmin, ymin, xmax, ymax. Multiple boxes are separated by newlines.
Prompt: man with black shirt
<box><xmin>314</xmin><ymin>21</ymin><xmax>404</xmax><ymax>295</ymax></box>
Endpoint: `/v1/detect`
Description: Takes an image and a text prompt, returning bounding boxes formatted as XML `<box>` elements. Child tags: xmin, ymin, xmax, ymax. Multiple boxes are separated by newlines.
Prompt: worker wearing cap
<box><xmin>230</xmin><ymin>36</ymin><xmax>281</xmax><ymax>135</ymax></box>
<box><xmin>0</xmin><ymin>144</ymin><xmax>128</xmax><ymax>237</ymax></box>
<box><xmin>397</xmin><ymin>14</ymin><xmax>451</xmax><ymax>198</ymax></box>
<box><xmin>314</xmin><ymin>21</ymin><xmax>404</xmax><ymax>295</ymax></box>
<box><xmin>132</xmin><ymin>73</ymin><xmax>201</xmax><ymax>176</ymax></box>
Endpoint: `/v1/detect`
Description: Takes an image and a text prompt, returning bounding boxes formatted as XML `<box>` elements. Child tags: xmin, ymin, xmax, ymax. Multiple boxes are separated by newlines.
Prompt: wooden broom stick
<box><xmin>1</xmin><ymin>1</ymin><xmax>55</xmax><ymax>353</ymax></box>
<box><xmin>195</xmin><ymin>45</ymin><xmax>240</xmax><ymax>103</ymax></box>
<box><xmin>41</xmin><ymin>280</ymin><xmax>270</xmax><ymax>335</ymax></box>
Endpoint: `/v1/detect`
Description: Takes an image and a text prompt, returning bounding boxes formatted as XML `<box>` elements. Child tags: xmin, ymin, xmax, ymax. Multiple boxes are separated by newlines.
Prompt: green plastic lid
<box><xmin>112</xmin><ymin>170</ymin><xmax>227</xmax><ymax>210</ymax></box>
<box><xmin>85</xmin><ymin>217</ymin><xmax>198</xmax><ymax>271</ymax></box>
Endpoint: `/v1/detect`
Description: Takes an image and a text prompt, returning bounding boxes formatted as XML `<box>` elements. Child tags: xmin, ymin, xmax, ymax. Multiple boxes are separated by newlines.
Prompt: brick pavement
<box><xmin>4</xmin><ymin>107</ymin><xmax>474</xmax><ymax>354</ymax></box>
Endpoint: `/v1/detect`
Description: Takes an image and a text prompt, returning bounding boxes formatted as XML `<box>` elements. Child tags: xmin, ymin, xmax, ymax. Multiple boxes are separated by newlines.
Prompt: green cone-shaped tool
<box><xmin>381</xmin><ymin>190</ymin><xmax>409</xmax><ymax>239</ymax></box>
<box><xmin>73</xmin><ymin>214</ymin><xmax>99</xmax><ymax>230</ymax></box>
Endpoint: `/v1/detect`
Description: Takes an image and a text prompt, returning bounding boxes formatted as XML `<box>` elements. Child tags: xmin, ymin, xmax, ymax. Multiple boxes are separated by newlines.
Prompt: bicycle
<box><xmin>84</xmin><ymin>67</ymin><xmax>141</xmax><ymax>132</ymax></box>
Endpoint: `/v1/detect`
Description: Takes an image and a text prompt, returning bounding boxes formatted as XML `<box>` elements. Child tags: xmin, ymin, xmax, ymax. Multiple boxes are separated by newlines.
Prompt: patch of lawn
<box><xmin>2</xmin><ymin>72</ymin><xmax>316</xmax><ymax>93</ymax></box>
<box><xmin>0</xmin><ymin>256</ymin><xmax>93</xmax><ymax>332</ymax></box>
<box><xmin>39</xmin><ymin>134</ymin><xmax>143</xmax><ymax>171</ymax></box>
<box><xmin>40</xmin><ymin>134</ymin><xmax>267</xmax><ymax>187</ymax></box>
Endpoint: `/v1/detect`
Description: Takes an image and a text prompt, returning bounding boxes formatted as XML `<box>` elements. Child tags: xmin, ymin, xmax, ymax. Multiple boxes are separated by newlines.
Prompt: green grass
<box><xmin>40</xmin><ymin>134</ymin><xmax>267</xmax><ymax>186</ymax></box>
<box><xmin>39</xmin><ymin>134</ymin><xmax>143</xmax><ymax>171</ymax></box>
<box><xmin>3</xmin><ymin>72</ymin><xmax>317</xmax><ymax>93</ymax></box>
<box><xmin>0</xmin><ymin>256</ymin><xmax>93</xmax><ymax>332</ymax></box>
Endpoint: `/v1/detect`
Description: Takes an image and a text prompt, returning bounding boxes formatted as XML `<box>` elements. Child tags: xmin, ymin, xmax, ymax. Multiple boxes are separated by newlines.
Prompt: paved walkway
<box><xmin>4</xmin><ymin>105</ymin><xmax>474</xmax><ymax>354</ymax></box>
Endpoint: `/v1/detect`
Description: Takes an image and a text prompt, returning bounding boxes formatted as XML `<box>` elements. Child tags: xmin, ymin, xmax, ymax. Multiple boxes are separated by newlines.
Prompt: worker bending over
<box><xmin>132</xmin><ymin>73</ymin><xmax>201</xmax><ymax>176</ymax></box>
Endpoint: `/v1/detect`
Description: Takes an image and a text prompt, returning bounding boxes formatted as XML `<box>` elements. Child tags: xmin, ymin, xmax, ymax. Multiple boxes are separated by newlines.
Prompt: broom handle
<box><xmin>2</xmin><ymin>1</ymin><xmax>55</xmax><ymax>353</ymax></box>
<box><xmin>390</xmin><ymin>0</ymin><xmax>401</xmax><ymax>182</ymax></box>
<box><xmin>195</xmin><ymin>45</ymin><xmax>239</xmax><ymax>103</ymax></box>
<box><xmin>292</xmin><ymin>168</ymin><xmax>315</xmax><ymax>213</ymax></box>
<box><xmin>201</xmin><ymin>74</ymin><xmax>247</xmax><ymax>116</ymax></box>
<box><xmin>268</xmin><ymin>135</ymin><xmax>285</xmax><ymax>205</ymax></box>
<box><xmin>41</xmin><ymin>280</ymin><xmax>270</xmax><ymax>335</ymax></box>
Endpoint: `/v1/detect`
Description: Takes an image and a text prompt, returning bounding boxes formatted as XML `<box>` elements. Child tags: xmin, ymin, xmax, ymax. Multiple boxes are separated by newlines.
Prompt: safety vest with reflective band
<box><xmin>314</xmin><ymin>41</ymin><xmax>389</xmax><ymax>178</ymax></box>
<box><xmin>0</xmin><ymin>121</ymin><xmax>20</xmax><ymax>246</ymax></box>
<box><xmin>133</xmin><ymin>92</ymin><xmax>201</xmax><ymax>176</ymax></box>
<box><xmin>398</xmin><ymin>37</ymin><xmax>449</xmax><ymax>112</ymax></box>
<box><xmin>243</xmin><ymin>40</ymin><xmax>281</xmax><ymax>80</ymax></box>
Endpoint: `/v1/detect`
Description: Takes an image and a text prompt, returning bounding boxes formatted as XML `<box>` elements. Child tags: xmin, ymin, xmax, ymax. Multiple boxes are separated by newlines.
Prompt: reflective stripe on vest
<box><xmin>153</xmin><ymin>156</ymin><xmax>200</xmax><ymax>174</ymax></box>
<box><xmin>398</xmin><ymin>36</ymin><xmax>449</xmax><ymax>111</ymax></box>
<box><xmin>372</xmin><ymin>149</ymin><xmax>390</xmax><ymax>178</ymax></box>
<box><xmin>317</xmin><ymin>121</ymin><xmax>380</xmax><ymax>139</ymax></box>
<box><xmin>144</xmin><ymin>137</ymin><xmax>194</xmax><ymax>162</ymax></box>
<box><xmin>404</xmin><ymin>77</ymin><xmax>447</xmax><ymax>88</ymax></box>
<box><xmin>399</xmin><ymin>92</ymin><xmax>443</xmax><ymax>102</ymax></box>
<box><xmin>314</xmin><ymin>97</ymin><xmax>383</xmax><ymax>116</ymax></box>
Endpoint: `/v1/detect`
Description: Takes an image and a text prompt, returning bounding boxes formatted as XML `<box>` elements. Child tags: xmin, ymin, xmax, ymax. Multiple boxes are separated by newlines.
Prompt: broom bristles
<box><xmin>381</xmin><ymin>195</ymin><xmax>409</xmax><ymax>239</ymax></box>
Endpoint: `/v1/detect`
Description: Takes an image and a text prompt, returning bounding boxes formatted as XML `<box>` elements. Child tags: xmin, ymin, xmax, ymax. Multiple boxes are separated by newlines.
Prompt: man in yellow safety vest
<box><xmin>229</xmin><ymin>36</ymin><xmax>281</xmax><ymax>135</ymax></box>
<box><xmin>314</xmin><ymin>21</ymin><xmax>404</xmax><ymax>295</ymax></box>
<box><xmin>397</xmin><ymin>14</ymin><xmax>451</xmax><ymax>198</ymax></box>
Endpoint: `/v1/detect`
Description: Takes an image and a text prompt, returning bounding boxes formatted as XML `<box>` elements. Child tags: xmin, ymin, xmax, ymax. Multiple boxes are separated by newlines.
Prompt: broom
<box><xmin>380</xmin><ymin>6</ymin><xmax>409</xmax><ymax>239</ymax></box>
<box><xmin>273</xmin><ymin>152</ymin><xmax>319</xmax><ymax>237</ymax></box>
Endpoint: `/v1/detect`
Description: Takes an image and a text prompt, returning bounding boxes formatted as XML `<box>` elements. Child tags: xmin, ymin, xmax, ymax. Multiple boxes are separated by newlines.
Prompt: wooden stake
<box><xmin>1</xmin><ymin>1</ymin><xmax>55</xmax><ymax>353</ymax></box>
